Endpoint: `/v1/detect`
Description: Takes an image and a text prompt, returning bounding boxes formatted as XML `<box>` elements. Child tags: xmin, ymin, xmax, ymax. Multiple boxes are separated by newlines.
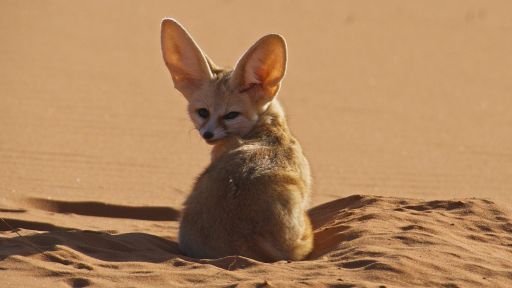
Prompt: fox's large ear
<box><xmin>161</xmin><ymin>18</ymin><xmax>213</xmax><ymax>95</ymax></box>
<box><xmin>230</xmin><ymin>34</ymin><xmax>287</xmax><ymax>105</ymax></box>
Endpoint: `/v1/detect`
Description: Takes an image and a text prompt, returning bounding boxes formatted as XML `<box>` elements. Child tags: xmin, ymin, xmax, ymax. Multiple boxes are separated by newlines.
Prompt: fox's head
<box><xmin>161</xmin><ymin>18</ymin><xmax>287</xmax><ymax>145</ymax></box>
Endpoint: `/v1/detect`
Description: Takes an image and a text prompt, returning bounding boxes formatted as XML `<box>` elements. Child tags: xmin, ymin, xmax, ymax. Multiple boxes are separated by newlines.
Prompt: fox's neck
<box><xmin>210</xmin><ymin>100</ymin><xmax>291</xmax><ymax>162</ymax></box>
<box><xmin>245</xmin><ymin>100</ymin><xmax>290</xmax><ymax>140</ymax></box>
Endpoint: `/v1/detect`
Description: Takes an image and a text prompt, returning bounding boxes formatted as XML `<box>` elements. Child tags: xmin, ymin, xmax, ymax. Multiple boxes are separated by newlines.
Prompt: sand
<box><xmin>1</xmin><ymin>1</ymin><xmax>512</xmax><ymax>287</ymax></box>
<box><xmin>2</xmin><ymin>195</ymin><xmax>512</xmax><ymax>287</ymax></box>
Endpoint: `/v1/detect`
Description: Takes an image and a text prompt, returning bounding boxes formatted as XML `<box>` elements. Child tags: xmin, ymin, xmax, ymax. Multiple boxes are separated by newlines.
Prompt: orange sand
<box><xmin>1</xmin><ymin>1</ymin><xmax>511</xmax><ymax>287</ymax></box>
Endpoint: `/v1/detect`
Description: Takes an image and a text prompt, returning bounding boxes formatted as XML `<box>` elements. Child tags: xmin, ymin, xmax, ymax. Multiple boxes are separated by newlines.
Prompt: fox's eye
<box><xmin>223</xmin><ymin>111</ymin><xmax>240</xmax><ymax>120</ymax></box>
<box><xmin>197</xmin><ymin>108</ymin><xmax>209</xmax><ymax>119</ymax></box>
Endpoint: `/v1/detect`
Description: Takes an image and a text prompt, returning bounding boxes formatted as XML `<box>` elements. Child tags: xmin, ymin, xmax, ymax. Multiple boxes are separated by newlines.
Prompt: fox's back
<box><xmin>180</xmin><ymin>102</ymin><xmax>312</xmax><ymax>261</ymax></box>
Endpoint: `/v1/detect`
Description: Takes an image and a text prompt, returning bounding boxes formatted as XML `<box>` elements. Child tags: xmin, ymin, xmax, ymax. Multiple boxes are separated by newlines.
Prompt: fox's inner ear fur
<box><xmin>161</xmin><ymin>18</ymin><xmax>213</xmax><ymax>96</ymax></box>
<box><xmin>231</xmin><ymin>34</ymin><xmax>287</xmax><ymax>105</ymax></box>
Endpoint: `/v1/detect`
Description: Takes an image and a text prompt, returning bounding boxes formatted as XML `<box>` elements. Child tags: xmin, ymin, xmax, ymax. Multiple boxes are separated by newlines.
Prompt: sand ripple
<box><xmin>1</xmin><ymin>195</ymin><xmax>511</xmax><ymax>287</ymax></box>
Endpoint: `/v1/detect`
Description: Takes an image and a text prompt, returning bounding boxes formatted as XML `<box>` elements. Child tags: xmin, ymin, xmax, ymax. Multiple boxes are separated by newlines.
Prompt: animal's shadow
<box><xmin>0</xmin><ymin>229</ymin><xmax>181</xmax><ymax>263</ymax></box>
<box><xmin>0</xmin><ymin>195</ymin><xmax>377</xmax><ymax>270</ymax></box>
<box><xmin>0</xmin><ymin>198</ymin><xmax>190</xmax><ymax>265</ymax></box>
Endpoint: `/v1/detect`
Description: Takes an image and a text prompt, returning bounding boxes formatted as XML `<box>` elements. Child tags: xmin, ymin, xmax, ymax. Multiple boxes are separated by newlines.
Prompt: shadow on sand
<box><xmin>0</xmin><ymin>195</ymin><xmax>379</xmax><ymax>266</ymax></box>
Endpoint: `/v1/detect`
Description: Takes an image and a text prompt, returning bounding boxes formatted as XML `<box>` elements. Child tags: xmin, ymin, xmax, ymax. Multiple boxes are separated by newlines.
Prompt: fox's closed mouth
<box><xmin>205</xmin><ymin>139</ymin><xmax>220</xmax><ymax>145</ymax></box>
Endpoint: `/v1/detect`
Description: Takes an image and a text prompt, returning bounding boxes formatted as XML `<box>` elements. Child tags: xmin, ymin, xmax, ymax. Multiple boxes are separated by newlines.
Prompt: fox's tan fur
<box><xmin>161</xmin><ymin>18</ymin><xmax>313</xmax><ymax>262</ymax></box>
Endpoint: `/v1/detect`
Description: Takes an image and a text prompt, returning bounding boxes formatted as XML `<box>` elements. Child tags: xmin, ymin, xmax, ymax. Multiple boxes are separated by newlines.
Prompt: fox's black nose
<box><xmin>202</xmin><ymin>131</ymin><xmax>214</xmax><ymax>140</ymax></box>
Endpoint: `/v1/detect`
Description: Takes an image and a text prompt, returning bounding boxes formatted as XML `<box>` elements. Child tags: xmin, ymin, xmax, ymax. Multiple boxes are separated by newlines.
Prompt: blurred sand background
<box><xmin>1</xmin><ymin>1</ymin><xmax>512</xmax><ymax>287</ymax></box>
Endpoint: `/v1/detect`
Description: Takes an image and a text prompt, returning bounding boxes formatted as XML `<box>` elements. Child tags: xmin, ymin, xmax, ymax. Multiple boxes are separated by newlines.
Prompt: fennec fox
<box><xmin>161</xmin><ymin>18</ymin><xmax>313</xmax><ymax>262</ymax></box>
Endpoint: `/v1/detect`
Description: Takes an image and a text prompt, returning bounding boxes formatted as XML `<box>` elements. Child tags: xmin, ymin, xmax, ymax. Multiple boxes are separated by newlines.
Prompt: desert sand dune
<box><xmin>1</xmin><ymin>1</ymin><xmax>512</xmax><ymax>287</ymax></box>
<box><xmin>1</xmin><ymin>195</ymin><xmax>512</xmax><ymax>287</ymax></box>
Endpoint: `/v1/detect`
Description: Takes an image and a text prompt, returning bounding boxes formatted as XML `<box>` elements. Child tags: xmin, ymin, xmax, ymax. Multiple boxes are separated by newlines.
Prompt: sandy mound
<box><xmin>1</xmin><ymin>195</ymin><xmax>511</xmax><ymax>287</ymax></box>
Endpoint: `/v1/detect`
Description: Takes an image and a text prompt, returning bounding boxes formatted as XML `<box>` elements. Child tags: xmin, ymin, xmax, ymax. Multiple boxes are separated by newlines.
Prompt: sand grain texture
<box><xmin>1</xmin><ymin>1</ymin><xmax>512</xmax><ymax>287</ymax></box>
<box><xmin>1</xmin><ymin>195</ymin><xmax>512</xmax><ymax>287</ymax></box>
